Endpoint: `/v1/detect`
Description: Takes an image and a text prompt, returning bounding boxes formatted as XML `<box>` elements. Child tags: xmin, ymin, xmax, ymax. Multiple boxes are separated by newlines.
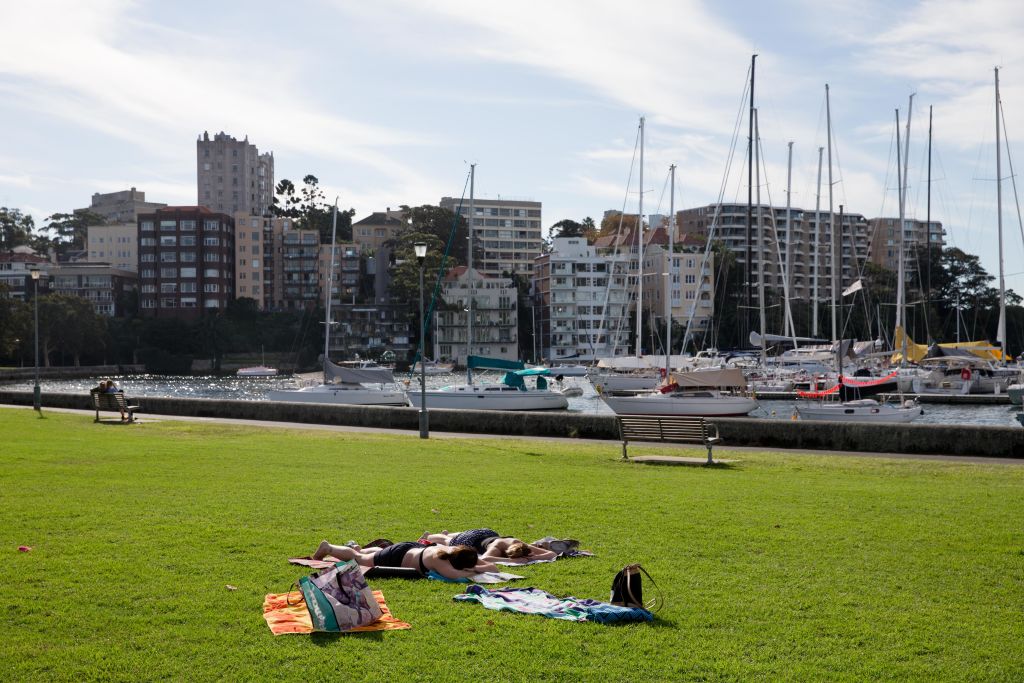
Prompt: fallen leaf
<box><xmin>486</xmin><ymin>620</ymin><xmax>495</xmax><ymax>626</ymax></box>
<box><xmin>431</xmin><ymin>508</ymin><xmax>440</xmax><ymax>514</ymax></box>
<box><xmin>225</xmin><ymin>585</ymin><xmax>237</xmax><ymax>591</ymax></box>
<box><xmin>17</xmin><ymin>545</ymin><xmax>32</xmax><ymax>552</ymax></box>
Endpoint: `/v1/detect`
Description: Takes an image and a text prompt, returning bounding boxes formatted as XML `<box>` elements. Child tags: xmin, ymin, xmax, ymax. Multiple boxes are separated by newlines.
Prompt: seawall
<box><xmin>1</xmin><ymin>390</ymin><xmax>1021</xmax><ymax>459</ymax></box>
<box><xmin>0</xmin><ymin>365</ymin><xmax>146</xmax><ymax>381</ymax></box>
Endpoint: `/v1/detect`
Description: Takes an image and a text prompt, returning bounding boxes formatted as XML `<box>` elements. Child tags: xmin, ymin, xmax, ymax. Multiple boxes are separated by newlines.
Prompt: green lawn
<box><xmin>2</xmin><ymin>408</ymin><xmax>1023</xmax><ymax>682</ymax></box>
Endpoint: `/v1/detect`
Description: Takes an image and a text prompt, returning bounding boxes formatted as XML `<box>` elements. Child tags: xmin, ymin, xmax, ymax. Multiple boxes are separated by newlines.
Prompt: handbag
<box><xmin>295</xmin><ymin>560</ymin><xmax>383</xmax><ymax>632</ymax></box>
<box><xmin>610</xmin><ymin>563</ymin><xmax>663</xmax><ymax>612</ymax></box>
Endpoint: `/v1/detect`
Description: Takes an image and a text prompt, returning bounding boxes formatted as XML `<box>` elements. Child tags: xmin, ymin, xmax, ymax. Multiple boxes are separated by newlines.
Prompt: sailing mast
<box><xmin>745</xmin><ymin>54</ymin><xmax>757</xmax><ymax>345</ymax></box>
<box><xmin>323</xmin><ymin>200</ymin><xmax>339</xmax><ymax>384</ymax></box>
<box><xmin>635</xmin><ymin>116</ymin><xmax>645</xmax><ymax>358</ymax></box>
<box><xmin>467</xmin><ymin>163</ymin><xmax>476</xmax><ymax>384</ymax></box>
<box><xmin>813</xmin><ymin>146</ymin><xmax>823</xmax><ymax>337</ymax></box>
<box><xmin>665</xmin><ymin>164</ymin><xmax>676</xmax><ymax>380</ymax></box>
<box><xmin>925</xmin><ymin>105</ymin><xmax>933</xmax><ymax>342</ymax></box>
<box><xmin>826</xmin><ymin>84</ymin><xmax>837</xmax><ymax>354</ymax></box>
<box><xmin>996</xmin><ymin>67</ymin><xmax>1007</xmax><ymax>365</ymax></box>
<box><xmin>783</xmin><ymin>140</ymin><xmax>797</xmax><ymax>342</ymax></box>
<box><xmin>754</xmin><ymin>109</ymin><xmax>767</xmax><ymax>366</ymax></box>
<box><xmin>896</xmin><ymin>95</ymin><xmax>914</xmax><ymax>366</ymax></box>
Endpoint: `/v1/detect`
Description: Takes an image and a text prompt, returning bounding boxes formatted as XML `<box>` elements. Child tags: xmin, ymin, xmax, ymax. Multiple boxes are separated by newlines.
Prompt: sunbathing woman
<box><xmin>421</xmin><ymin>529</ymin><xmax>557</xmax><ymax>563</ymax></box>
<box><xmin>312</xmin><ymin>540</ymin><xmax>497</xmax><ymax>580</ymax></box>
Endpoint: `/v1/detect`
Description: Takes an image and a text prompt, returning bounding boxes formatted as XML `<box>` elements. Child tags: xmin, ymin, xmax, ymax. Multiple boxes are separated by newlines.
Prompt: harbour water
<box><xmin>4</xmin><ymin>372</ymin><xmax>1021</xmax><ymax>428</ymax></box>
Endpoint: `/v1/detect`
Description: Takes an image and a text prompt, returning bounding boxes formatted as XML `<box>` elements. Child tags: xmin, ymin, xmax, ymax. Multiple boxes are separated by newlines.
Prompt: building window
<box><xmin>203</xmin><ymin>283</ymin><xmax>220</xmax><ymax>293</ymax></box>
<box><xmin>204</xmin><ymin>268</ymin><xmax>220</xmax><ymax>278</ymax></box>
<box><xmin>140</xmin><ymin>221</ymin><xmax>154</xmax><ymax>232</ymax></box>
<box><xmin>203</xmin><ymin>237</ymin><xmax>220</xmax><ymax>246</ymax></box>
<box><xmin>140</xmin><ymin>254</ymin><xmax>155</xmax><ymax>262</ymax></box>
<box><xmin>180</xmin><ymin>267</ymin><xmax>196</xmax><ymax>278</ymax></box>
<box><xmin>181</xmin><ymin>282</ymin><xmax>197</xmax><ymax>293</ymax></box>
<box><xmin>142</xmin><ymin>298</ymin><xmax>156</xmax><ymax>308</ymax></box>
<box><xmin>180</xmin><ymin>252</ymin><xmax>196</xmax><ymax>262</ymax></box>
<box><xmin>141</xmin><ymin>269</ymin><xmax>155</xmax><ymax>278</ymax></box>
<box><xmin>181</xmin><ymin>236</ymin><xmax>196</xmax><ymax>246</ymax></box>
<box><xmin>140</xmin><ymin>238</ymin><xmax>156</xmax><ymax>247</ymax></box>
<box><xmin>160</xmin><ymin>267</ymin><xmax>177</xmax><ymax>278</ymax></box>
<box><xmin>160</xmin><ymin>283</ymin><xmax>178</xmax><ymax>293</ymax></box>
<box><xmin>161</xmin><ymin>298</ymin><xmax>177</xmax><ymax>308</ymax></box>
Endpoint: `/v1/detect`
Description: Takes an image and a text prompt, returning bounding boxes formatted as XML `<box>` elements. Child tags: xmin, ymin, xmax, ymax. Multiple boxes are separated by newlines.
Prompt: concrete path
<box><xmin>6</xmin><ymin>404</ymin><xmax>1022</xmax><ymax>466</ymax></box>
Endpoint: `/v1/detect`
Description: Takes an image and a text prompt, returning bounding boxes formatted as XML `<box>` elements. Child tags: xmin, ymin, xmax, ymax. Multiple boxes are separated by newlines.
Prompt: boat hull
<box><xmin>266</xmin><ymin>385</ymin><xmax>409</xmax><ymax>406</ymax></box>
<box><xmin>589</xmin><ymin>373</ymin><xmax>661</xmax><ymax>393</ymax></box>
<box><xmin>600</xmin><ymin>394</ymin><xmax>758</xmax><ymax>417</ymax></box>
<box><xmin>237</xmin><ymin>366</ymin><xmax>278</xmax><ymax>377</ymax></box>
<box><xmin>407</xmin><ymin>387</ymin><xmax>568</xmax><ymax>411</ymax></box>
<box><xmin>796</xmin><ymin>401</ymin><xmax>922</xmax><ymax>423</ymax></box>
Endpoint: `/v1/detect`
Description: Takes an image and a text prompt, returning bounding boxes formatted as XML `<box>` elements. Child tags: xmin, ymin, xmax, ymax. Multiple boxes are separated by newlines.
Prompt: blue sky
<box><xmin>3</xmin><ymin>0</ymin><xmax>1024</xmax><ymax>294</ymax></box>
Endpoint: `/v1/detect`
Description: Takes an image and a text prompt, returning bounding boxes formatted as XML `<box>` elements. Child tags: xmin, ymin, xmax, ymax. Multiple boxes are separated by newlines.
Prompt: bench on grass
<box><xmin>616</xmin><ymin>415</ymin><xmax>721</xmax><ymax>464</ymax></box>
<box><xmin>90</xmin><ymin>390</ymin><xmax>139</xmax><ymax>423</ymax></box>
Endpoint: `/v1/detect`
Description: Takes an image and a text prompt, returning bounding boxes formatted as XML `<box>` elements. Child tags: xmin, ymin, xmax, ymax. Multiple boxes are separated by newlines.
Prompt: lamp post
<box><xmin>414</xmin><ymin>242</ymin><xmax>429</xmax><ymax>438</ymax></box>
<box><xmin>29</xmin><ymin>266</ymin><xmax>41</xmax><ymax>411</ymax></box>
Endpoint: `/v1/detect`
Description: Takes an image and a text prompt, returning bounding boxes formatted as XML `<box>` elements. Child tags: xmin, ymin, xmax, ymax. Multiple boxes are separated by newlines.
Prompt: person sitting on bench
<box><xmin>104</xmin><ymin>380</ymin><xmax>127</xmax><ymax>421</ymax></box>
<box><xmin>312</xmin><ymin>540</ymin><xmax>497</xmax><ymax>580</ymax></box>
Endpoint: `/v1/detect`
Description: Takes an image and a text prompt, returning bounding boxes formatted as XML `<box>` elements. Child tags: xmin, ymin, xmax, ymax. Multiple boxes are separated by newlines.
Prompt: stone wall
<box><xmin>1</xmin><ymin>390</ymin><xmax>1021</xmax><ymax>458</ymax></box>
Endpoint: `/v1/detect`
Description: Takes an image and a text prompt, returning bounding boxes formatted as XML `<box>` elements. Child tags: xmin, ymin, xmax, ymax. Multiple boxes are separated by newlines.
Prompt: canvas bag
<box><xmin>610</xmin><ymin>563</ymin><xmax>663</xmax><ymax>612</ymax></box>
<box><xmin>296</xmin><ymin>560</ymin><xmax>382</xmax><ymax>632</ymax></box>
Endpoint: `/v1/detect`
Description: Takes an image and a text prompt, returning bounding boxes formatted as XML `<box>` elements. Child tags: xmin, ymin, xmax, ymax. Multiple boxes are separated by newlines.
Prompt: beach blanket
<box><xmin>453</xmin><ymin>585</ymin><xmax>653</xmax><ymax>624</ymax></box>
<box><xmin>262</xmin><ymin>589</ymin><xmax>410</xmax><ymax>635</ymax></box>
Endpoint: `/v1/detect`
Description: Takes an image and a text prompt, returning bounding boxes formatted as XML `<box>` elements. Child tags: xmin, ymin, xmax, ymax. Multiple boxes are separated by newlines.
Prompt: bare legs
<box><xmin>312</xmin><ymin>540</ymin><xmax>378</xmax><ymax>566</ymax></box>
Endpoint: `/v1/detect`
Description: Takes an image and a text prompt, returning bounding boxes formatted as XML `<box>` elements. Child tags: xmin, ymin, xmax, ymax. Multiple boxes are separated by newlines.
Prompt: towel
<box><xmin>453</xmin><ymin>585</ymin><xmax>653</xmax><ymax>624</ymax></box>
<box><xmin>262</xmin><ymin>589</ymin><xmax>410</xmax><ymax>635</ymax></box>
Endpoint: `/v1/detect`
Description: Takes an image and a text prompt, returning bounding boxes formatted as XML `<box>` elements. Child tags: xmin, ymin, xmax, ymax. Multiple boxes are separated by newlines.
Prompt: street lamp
<box><xmin>414</xmin><ymin>242</ymin><xmax>429</xmax><ymax>439</ymax></box>
<box><xmin>29</xmin><ymin>266</ymin><xmax>41</xmax><ymax>411</ymax></box>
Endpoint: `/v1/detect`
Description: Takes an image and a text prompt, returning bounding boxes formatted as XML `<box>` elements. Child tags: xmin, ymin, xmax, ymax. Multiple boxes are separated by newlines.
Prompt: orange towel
<box><xmin>262</xmin><ymin>589</ymin><xmax>411</xmax><ymax>635</ymax></box>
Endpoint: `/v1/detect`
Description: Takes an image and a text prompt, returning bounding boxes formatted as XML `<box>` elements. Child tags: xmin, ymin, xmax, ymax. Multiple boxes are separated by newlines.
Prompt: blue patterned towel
<box><xmin>453</xmin><ymin>585</ymin><xmax>653</xmax><ymax>624</ymax></box>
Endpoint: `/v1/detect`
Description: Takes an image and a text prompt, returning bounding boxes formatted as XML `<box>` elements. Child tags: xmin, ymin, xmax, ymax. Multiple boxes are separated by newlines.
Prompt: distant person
<box><xmin>312</xmin><ymin>539</ymin><xmax>496</xmax><ymax>580</ymax></box>
<box><xmin>102</xmin><ymin>380</ymin><xmax>127</xmax><ymax>421</ymax></box>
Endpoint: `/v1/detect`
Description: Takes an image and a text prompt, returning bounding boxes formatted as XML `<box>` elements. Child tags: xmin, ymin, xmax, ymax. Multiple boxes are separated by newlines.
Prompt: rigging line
<box><xmin>999</xmin><ymin>98</ymin><xmax>1024</xmax><ymax>253</ymax></box>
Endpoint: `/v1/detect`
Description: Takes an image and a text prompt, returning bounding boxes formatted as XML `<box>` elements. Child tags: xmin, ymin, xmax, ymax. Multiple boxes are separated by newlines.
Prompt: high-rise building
<box><xmin>867</xmin><ymin>217</ymin><xmax>946</xmax><ymax>275</ymax></box>
<box><xmin>641</xmin><ymin>244</ymin><xmax>715</xmax><ymax>345</ymax></box>
<box><xmin>352</xmin><ymin>209</ymin><xmax>406</xmax><ymax>255</ymax></box>
<box><xmin>76</xmin><ymin>188</ymin><xmax>166</xmax><ymax>224</ymax></box>
<box><xmin>439</xmin><ymin>196</ymin><xmax>543</xmax><ymax>277</ymax></box>
<box><xmin>433</xmin><ymin>266</ymin><xmax>518</xmax><ymax>364</ymax></box>
<box><xmin>532</xmin><ymin>237</ymin><xmax>631</xmax><ymax>362</ymax></box>
<box><xmin>233</xmin><ymin>213</ymin><xmax>319</xmax><ymax>311</ymax></box>
<box><xmin>197</xmin><ymin>132</ymin><xmax>274</xmax><ymax>216</ymax></box>
<box><xmin>137</xmin><ymin>206</ymin><xmax>235</xmax><ymax>318</ymax></box>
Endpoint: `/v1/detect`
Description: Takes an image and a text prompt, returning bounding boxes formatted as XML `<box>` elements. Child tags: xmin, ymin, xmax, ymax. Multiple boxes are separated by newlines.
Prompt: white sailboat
<box><xmin>237</xmin><ymin>346</ymin><xmax>278</xmax><ymax>377</ymax></box>
<box><xmin>600</xmin><ymin>164</ymin><xmax>758</xmax><ymax>418</ymax></box>
<box><xmin>407</xmin><ymin>165</ymin><xmax>568</xmax><ymax>412</ymax></box>
<box><xmin>797</xmin><ymin>88</ymin><xmax>920</xmax><ymax>423</ymax></box>
<box><xmin>267</xmin><ymin>202</ymin><xmax>408</xmax><ymax>407</ymax></box>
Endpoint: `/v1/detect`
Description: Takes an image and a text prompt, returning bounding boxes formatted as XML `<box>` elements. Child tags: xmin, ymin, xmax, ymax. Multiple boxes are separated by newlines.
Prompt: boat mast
<box><xmin>897</xmin><ymin>94</ymin><xmax>914</xmax><ymax>366</ymax></box>
<box><xmin>826</xmin><ymin>84</ymin><xmax>837</xmax><ymax>351</ymax></box>
<box><xmin>813</xmin><ymin>146</ymin><xmax>823</xmax><ymax>337</ymax></box>
<box><xmin>925</xmin><ymin>105</ymin><xmax>933</xmax><ymax>342</ymax></box>
<box><xmin>745</xmin><ymin>55</ymin><xmax>757</xmax><ymax>345</ymax></box>
<box><xmin>323</xmin><ymin>200</ymin><xmax>339</xmax><ymax>384</ymax></box>
<box><xmin>996</xmin><ymin>67</ymin><xmax>1007</xmax><ymax>365</ymax></box>
<box><xmin>467</xmin><ymin>163</ymin><xmax>475</xmax><ymax>384</ymax></box>
<box><xmin>784</xmin><ymin>140</ymin><xmax>797</xmax><ymax>342</ymax></box>
<box><xmin>635</xmin><ymin>116</ymin><xmax>645</xmax><ymax>358</ymax></box>
<box><xmin>754</xmin><ymin>109</ymin><xmax>767</xmax><ymax>367</ymax></box>
<box><xmin>835</xmin><ymin>204</ymin><xmax>845</xmax><ymax>377</ymax></box>
<box><xmin>665</xmin><ymin>163</ymin><xmax>675</xmax><ymax>380</ymax></box>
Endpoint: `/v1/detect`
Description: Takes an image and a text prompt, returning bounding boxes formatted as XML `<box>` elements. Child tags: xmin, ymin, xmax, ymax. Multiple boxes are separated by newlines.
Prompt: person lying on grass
<box><xmin>419</xmin><ymin>529</ymin><xmax>557</xmax><ymax>564</ymax></box>
<box><xmin>313</xmin><ymin>540</ymin><xmax>498</xmax><ymax>580</ymax></box>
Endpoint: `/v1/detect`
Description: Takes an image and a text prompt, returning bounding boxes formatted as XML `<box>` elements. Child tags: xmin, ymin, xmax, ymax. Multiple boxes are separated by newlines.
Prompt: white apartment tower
<box><xmin>434</xmin><ymin>266</ymin><xmax>518</xmax><ymax>365</ymax></box>
<box><xmin>197</xmin><ymin>132</ymin><xmax>274</xmax><ymax>216</ymax></box>
<box><xmin>439</xmin><ymin>196</ymin><xmax>543</xmax><ymax>277</ymax></box>
<box><xmin>532</xmin><ymin>237</ymin><xmax>631</xmax><ymax>362</ymax></box>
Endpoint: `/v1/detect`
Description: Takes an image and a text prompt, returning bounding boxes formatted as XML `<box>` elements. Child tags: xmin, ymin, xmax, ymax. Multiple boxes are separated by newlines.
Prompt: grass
<box><xmin>1</xmin><ymin>408</ymin><xmax>1023</xmax><ymax>682</ymax></box>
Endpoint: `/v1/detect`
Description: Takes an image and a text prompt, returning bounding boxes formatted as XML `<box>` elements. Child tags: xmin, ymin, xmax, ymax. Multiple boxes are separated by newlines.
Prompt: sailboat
<box><xmin>796</xmin><ymin>87</ymin><xmax>920</xmax><ymax>423</ymax></box>
<box><xmin>599</xmin><ymin>164</ymin><xmax>758</xmax><ymax>417</ymax></box>
<box><xmin>266</xmin><ymin>203</ymin><xmax>409</xmax><ymax>407</ymax></box>
<box><xmin>237</xmin><ymin>346</ymin><xmax>278</xmax><ymax>377</ymax></box>
<box><xmin>406</xmin><ymin>165</ymin><xmax>569</xmax><ymax>412</ymax></box>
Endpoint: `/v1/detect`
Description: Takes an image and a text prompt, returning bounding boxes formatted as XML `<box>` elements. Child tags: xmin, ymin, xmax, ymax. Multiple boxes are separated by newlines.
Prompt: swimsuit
<box><xmin>372</xmin><ymin>541</ymin><xmax>429</xmax><ymax>576</ymax></box>
<box><xmin>448</xmin><ymin>528</ymin><xmax>500</xmax><ymax>554</ymax></box>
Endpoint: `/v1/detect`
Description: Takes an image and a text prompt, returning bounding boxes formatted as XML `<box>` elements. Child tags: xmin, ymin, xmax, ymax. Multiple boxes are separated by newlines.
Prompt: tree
<box><xmin>0</xmin><ymin>284</ymin><xmax>30</xmax><ymax>362</ymax></box>
<box><xmin>0</xmin><ymin>207</ymin><xmax>35</xmax><ymax>250</ymax></box>
<box><xmin>34</xmin><ymin>294</ymin><xmax>105</xmax><ymax>367</ymax></box>
<box><xmin>598</xmin><ymin>211</ymin><xmax>641</xmax><ymax>238</ymax></box>
<box><xmin>272</xmin><ymin>175</ymin><xmax>354</xmax><ymax>243</ymax></box>
<box><xmin>390</xmin><ymin>205</ymin><xmax>468</xmax><ymax>264</ymax></box>
<box><xmin>44</xmin><ymin>211</ymin><xmax>106</xmax><ymax>251</ymax></box>
<box><xmin>547</xmin><ymin>219</ymin><xmax>586</xmax><ymax>240</ymax></box>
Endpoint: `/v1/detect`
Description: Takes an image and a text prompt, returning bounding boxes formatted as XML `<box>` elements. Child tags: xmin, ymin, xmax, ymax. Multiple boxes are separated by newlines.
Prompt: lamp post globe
<box><xmin>414</xmin><ymin>243</ymin><xmax>429</xmax><ymax>438</ymax></box>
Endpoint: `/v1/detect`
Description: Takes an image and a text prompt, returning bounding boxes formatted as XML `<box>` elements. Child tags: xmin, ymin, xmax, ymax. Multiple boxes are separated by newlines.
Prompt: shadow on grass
<box><xmin>310</xmin><ymin>630</ymin><xmax>386</xmax><ymax>645</ymax></box>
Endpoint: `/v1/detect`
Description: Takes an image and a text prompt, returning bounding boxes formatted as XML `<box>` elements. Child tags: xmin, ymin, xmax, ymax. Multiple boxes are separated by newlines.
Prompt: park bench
<box><xmin>90</xmin><ymin>390</ymin><xmax>139</xmax><ymax>424</ymax></box>
<box><xmin>616</xmin><ymin>415</ymin><xmax>721</xmax><ymax>465</ymax></box>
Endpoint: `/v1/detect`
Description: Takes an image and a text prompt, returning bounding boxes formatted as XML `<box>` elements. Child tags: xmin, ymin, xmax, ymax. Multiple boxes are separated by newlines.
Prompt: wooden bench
<box><xmin>90</xmin><ymin>390</ymin><xmax>139</xmax><ymax>423</ymax></box>
<box><xmin>617</xmin><ymin>415</ymin><xmax>721</xmax><ymax>465</ymax></box>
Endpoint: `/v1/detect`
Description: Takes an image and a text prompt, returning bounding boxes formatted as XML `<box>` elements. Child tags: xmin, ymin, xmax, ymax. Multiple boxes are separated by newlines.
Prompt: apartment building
<box><xmin>86</xmin><ymin>223</ymin><xmax>138</xmax><ymax>272</ymax></box>
<box><xmin>197</xmin><ymin>131</ymin><xmax>274</xmax><ymax>216</ymax></box>
<box><xmin>0</xmin><ymin>250</ymin><xmax>51</xmax><ymax>301</ymax></box>
<box><xmin>352</xmin><ymin>209</ymin><xmax>406</xmax><ymax>254</ymax></box>
<box><xmin>867</xmin><ymin>217</ymin><xmax>946</xmax><ymax>273</ymax></box>
<box><xmin>330</xmin><ymin>302</ymin><xmax>412</xmax><ymax>361</ymax></box>
<box><xmin>677</xmin><ymin>203</ymin><xmax>869</xmax><ymax>303</ymax></box>
<box><xmin>641</xmin><ymin>244</ymin><xmax>715</xmax><ymax>346</ymax></box>
<box><xmin>50</xmin><ymin>263</ymin><xmax>137</xmax><ymax>317</ymax></box>
<box><xmin>439</xmin><ymin>196</ymin><xmax>543</xmax><ymax>277</ymax></box>
<box><xmin>532</xmin><ymin>237</ymin><xmax>632</xmax><ymax>362</ymax></box>
<box><xmin>433</xmin><ymin>266</ymin><xmax>518</xmax><ymax>365</ymax></box>
<box><xmin>137</xmin><ymin>206</ymin><xmax>234</xmax><ymax>318</ymax></box>
<box><xmin>76</xmin><ymin>187</ymin><xmax>166</xmax><ymax>224</ymax></box>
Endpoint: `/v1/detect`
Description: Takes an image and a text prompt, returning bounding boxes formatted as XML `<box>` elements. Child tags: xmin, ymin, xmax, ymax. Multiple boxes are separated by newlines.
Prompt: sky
<box><xmin>3</xmin><ymin>0</ymin><xmax>1024</xmax><ymax>294</ymax></box>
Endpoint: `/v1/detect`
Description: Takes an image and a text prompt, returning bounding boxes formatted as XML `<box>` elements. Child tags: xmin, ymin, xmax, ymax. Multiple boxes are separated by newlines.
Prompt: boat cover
<box><xmin>668</xmin><ymin>368</ymin><xmax>747</xmax><ymax>388</ymax></box>
<box><xmin>325</xmin><ymin>360</ymin><xmax>395</xmax><ymax>384</ymax></box>
<box><xmin>467</xmin><ymin>355</ymin><xmax>525</xmax><ymax>371</ymax></box>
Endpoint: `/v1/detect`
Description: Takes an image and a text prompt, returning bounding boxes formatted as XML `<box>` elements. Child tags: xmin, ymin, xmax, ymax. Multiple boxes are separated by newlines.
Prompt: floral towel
<box><xmin>453</xmin><ymin>585</ymin><xmax>653</xmax><ymax>624</ymax></box>
<box><xmin>262</xmin><ymin>589</ymin><xmax>410</xmax><ymax>635</ymax></box>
